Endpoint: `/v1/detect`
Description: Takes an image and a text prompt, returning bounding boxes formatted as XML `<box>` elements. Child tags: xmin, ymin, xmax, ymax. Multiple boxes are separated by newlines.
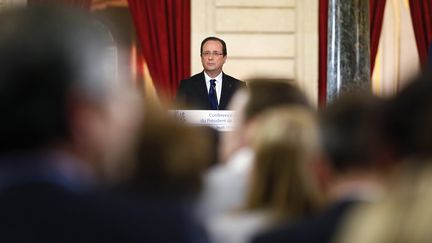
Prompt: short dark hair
<box><xmin>244</xmin><ymin>79</ymin><xmax>311</xmax><ymax>121</ymax></box>
<box><xmin>0</xmin><ymin>6</ymin><xmax>115</xmax><ymax>152</ymax></box>
<box><xmin>200</xmin><ymin>36</ymin><xmax>227</xmax><ymax>56</ymax></box>
<box><xmin>320</xmin><ymin>92</ymin><xmax>384</xmax><ymax>172</ymax></box>
<box><xmin>382</xmin><ymin>72</ymin><xmax>432</xmax><ymax>159</ymax></box>
<box><xmin>127</xmin><ymin>111</ymin><xmax>211</xmax><ymax>197</ymax></box>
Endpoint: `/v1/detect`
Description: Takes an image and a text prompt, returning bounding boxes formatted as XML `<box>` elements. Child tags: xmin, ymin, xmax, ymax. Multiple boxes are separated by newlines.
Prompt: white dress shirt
<box><xmin>198</xmin><ymin>147</ymin><xmax>255</xmax><ymax>221</ymax></box>
<box><xmin>204</xmin><ymin>71</ymin><xmax>223</xmax><ymax>104</ymax></box>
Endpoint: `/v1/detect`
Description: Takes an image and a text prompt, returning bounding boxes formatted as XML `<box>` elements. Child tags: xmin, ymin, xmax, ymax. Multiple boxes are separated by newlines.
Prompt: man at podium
<box><xmin>175</xmin><ymin>37</ymin><xmax>246</xmax><ymax>110</ymax></box>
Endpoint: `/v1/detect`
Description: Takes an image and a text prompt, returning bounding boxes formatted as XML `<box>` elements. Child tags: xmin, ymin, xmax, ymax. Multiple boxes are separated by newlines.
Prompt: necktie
<box><xmin>208</xmin><ymin>79</ymin><xmax>218</xmax><ymax>110</ymax></box>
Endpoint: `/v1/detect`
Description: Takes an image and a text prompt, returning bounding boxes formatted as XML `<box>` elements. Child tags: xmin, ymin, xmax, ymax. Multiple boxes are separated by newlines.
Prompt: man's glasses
<box><xmin>202</xmin><ymin>51</ymin><xmax>224</xmax><ymax>57</ymax></box>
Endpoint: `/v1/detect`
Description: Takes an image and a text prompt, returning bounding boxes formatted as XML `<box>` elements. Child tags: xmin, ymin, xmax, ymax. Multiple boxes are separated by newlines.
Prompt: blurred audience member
<box><xmin>0</xmin><ymin>5</ymin><xmax>206</xmax><ymax>243</ymax></box>
<box><xmin>252</xmin><ymin>92</ymin><xmax>386</xmax><ymax>243</ymax></box>
<box><xmin>336</xmin><ymin>161</ymin><xmax>432</xmax><ymax>243</ymax></box>
<box><xmin>198</xmin><ymin>79</ymin><xmax>312</xmax><ymax>221</ymax></box>
<box><xmin>381</xmin><ymin>72</ymin><xmax>432</xmax><ymax>161</ymax></box>
<box><xmin>220</xmin><ymin>79</ymin><xmax>311</xmax><ymax>163</ymax></box>
<box><xmin>118</xmin><ymin>105</ymin><xmax>212</xmax><ymax>242</ymax></box>
<box><xmin>0</xmin><ymin>5</ymin><xmax>145</xmax><ymax>242</ymax></box>
<box><xmin>200</xmin><ymin>125</ymin><xmax>221</xmax><ymax>169</ymax></box>
<box><xmin>123</xmin><ymin>106</ymin><xmax>211</xmax><ymax>200</ymax></box>
<box><xmin>336</xmin><ymin>73</ymin><xmax>432</xmax><ymax>243</ymax></box>
<box><xmin>208</xmin><ymin>107</ymin><xmax>323</xmax><ymax>243</ymax></box>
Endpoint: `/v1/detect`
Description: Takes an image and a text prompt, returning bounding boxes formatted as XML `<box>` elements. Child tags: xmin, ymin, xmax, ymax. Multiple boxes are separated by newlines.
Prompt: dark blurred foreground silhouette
<box><xmin>335</xmin><ymin>72</ymin><xmax>432</xmax><ymax>243</ymax></box>
<box><xmin>0</xmin><ymin>5</ymin><xmax>207</xmax><ymax>243</ymax></box>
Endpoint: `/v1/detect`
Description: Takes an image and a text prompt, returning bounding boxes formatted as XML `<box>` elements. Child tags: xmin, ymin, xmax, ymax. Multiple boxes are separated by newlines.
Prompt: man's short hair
<box><xmin>0</xmin><ymin>6</ymin><xmax>116</xmax><ymax>152</ymax></box>
<box><xmin>244</xmin><ymin>79</ymin><xmax>311</xmax><ymax>121</ymax></box>
<box><xmin>200</xmin><ymin>36</ymin><xmax>227</xmax><ymax>56</ymax></box>
<box><xmin>320</xmin><ymin>92</ymin><xmax>384</xmax><ymax>172</ymax></box>
<box><xmin>383</xmin><ymin>72</ymin><xmax>432</xmax><ymax>159</ymax></box>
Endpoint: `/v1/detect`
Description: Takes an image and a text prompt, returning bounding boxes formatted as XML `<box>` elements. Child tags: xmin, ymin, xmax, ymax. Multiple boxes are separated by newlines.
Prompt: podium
<box><xmin>170</xmin><ymin>110</ymin><xmax>237</xmax><ymax>132</ymax></box>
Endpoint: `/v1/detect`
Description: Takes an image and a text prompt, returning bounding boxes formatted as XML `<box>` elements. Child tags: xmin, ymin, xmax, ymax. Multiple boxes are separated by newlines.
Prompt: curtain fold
<box><xmin>408</xmin><ymin>0</ymin><xmax>432</xmax><ymax>70</ymax></box>
<box><xmin>318</xmin><ymin>0</ymin><xmax>328</xmax><ymax>106</ymax></box>
<box><xmin>127</xmin><ymin>0</ymin><xmax>191</xmax><ymax>101</ymax></box>
<box><xmin>318</xmin><ymin>0</ymin><xmax>386</xmax><ymax>105</ymax></box>
<box><xmin>370</xmin><ymin>0</ymin><xmax>386</xmax><ymax>72</ymax></box>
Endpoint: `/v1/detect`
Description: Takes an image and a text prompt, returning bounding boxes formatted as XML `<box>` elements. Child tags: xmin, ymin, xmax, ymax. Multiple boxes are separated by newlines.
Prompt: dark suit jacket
<box><xmin>0</xmin><ymin>156</ymin><xmax>208</xmax><ymax>243</ymax></box>
<box><xmin>175</xmin><ymin>72</ymin><xmax>246</xmax><ymax>110</ymax></box>
<box><xmin>251</xmin><ymin>200</ymin><xmax>358</xmax><ymax>243</ymax></box>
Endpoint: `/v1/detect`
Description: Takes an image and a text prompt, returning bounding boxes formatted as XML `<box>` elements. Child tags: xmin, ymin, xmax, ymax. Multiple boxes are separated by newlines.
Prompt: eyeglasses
<box><xmin>202</xmin><ymin>51</ymin><xmax>224</xmax><ymax>57</ymax></box>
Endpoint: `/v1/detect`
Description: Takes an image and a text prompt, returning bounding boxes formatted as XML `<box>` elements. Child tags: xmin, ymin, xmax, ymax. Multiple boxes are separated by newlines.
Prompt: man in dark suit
<box><xmin>175</xmin><ymin>37</ymin><xmax>246</xmax><ymax>110</ymax></box>
<box><xmin>0</xmin><ymin>6</ymin><xmax>207</xmax><ymax>243</ymax></box>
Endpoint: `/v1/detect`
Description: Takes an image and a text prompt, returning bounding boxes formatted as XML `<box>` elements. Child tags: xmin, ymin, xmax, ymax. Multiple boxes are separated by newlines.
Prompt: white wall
<box><xmin>191</xmin><ymin>0</ymin><xmax>319</xmax><ymax>105</ymax></box>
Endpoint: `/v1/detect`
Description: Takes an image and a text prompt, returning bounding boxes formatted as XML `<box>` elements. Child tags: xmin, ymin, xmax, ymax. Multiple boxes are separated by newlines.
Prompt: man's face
<box><xmin>201</xmin><ymin>40</ymin><xmax>226</xmax><ymax>74</ymax></box>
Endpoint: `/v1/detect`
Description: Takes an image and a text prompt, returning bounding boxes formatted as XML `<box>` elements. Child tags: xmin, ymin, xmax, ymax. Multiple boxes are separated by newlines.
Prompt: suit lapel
<box><xmin>195</xmin><ymin>72</ymin><xmax>212</xmax><ymax>109</ymax></box>
<box><xmin>219</xmin><ymin>73</ymin><xmax>235</xmax><ymax>110</ymax></box>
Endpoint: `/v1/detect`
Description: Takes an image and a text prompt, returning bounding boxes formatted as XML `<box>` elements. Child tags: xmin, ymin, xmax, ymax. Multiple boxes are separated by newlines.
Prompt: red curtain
<box><xmin>318</xmin><ymin>0</ymin><xmax>328</xmax><ymax>106</ymax></box>
<box><xmin>28</xmin><ymin>0</ymin><xmax>91</xmax><ymax>9</ymax></box>
<box><xmin>370</xmin><ymin>0</ymin><xmax>387</xmax><ymax>73</ymax></box>
<box><xmin>409</xmin><ymin>0</ymin><xmax>432</xmax><ymax>70</ymax></box>
<box><xmin>127</xmin><ymin>0</ymin><xmax>191</xmax><ymax>101</ymax></box>
<box><xmin>318</xmin><ymin>0</ymin><xmax>386</xmax><ymax>105</ymax></box>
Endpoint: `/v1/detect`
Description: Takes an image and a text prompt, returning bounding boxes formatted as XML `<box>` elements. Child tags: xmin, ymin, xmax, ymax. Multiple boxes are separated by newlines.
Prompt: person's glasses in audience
<box><xmin>202</xmin><ymin>51</ymin><xmax>224</xmax><ymax>57</ymax></box>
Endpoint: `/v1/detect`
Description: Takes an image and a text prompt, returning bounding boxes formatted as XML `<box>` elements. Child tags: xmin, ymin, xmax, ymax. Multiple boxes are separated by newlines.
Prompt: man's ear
<box><xmin>66</xmin><ymin>94</ymin><xmax>107</xmax><ymax>165</ymax></box>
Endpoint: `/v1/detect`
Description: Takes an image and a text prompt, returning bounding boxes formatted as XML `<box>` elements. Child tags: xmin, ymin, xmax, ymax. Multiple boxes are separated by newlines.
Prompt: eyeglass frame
<box><xmin>201</xmin><ymin>51</ymin><xmax>224</xmax><ymax>57</ymax></box>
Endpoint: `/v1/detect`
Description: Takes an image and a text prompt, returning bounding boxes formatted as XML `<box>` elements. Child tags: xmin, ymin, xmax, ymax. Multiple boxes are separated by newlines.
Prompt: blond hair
<box><xmin>244</xmin><ymin>107</ymin><xmax>323</xmax><ymax>221</ymax></box>
<box><xmin>336</xmin><ymin>161</ymin><xmax>432</xmax><ymax>243</ymax></box>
